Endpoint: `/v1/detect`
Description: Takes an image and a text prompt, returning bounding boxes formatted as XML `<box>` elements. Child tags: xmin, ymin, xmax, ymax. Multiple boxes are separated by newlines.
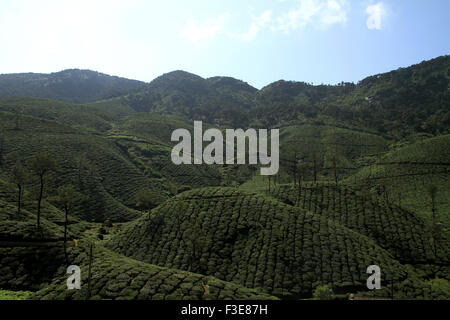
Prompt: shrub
<box><xmin>313</xmin><ymin>285</ymin><xmax>334</xmax><ymax>300</ymax></box>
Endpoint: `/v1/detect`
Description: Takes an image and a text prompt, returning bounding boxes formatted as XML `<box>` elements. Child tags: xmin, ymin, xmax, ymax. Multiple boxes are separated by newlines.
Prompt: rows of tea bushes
<box><xmin>116</xmin><ymin>137</ymin><xmax>222</xmax><ymax>189</ymax></box>
<box><xmin>350</xmin><ymin>134</ymin><xmax>450</xmax><ymax>227</ymax></box>
<box><xmin>270</xmin><ymin>184</ymin><xmax>449</xmax><ymax>264</ymax></box>
<box><xmin>0</xmin><ymin>245</ymin><xmax>66</xmax><ymax>291</ymax></box>
<box><xmin>0</xmin><ymin>111</ymin><xmax>147</xmax><ymax>221</ymax></box>
<box><xmin>31</xmin><ymin>244</ymin><xmax>277</xmax><ymax>300</ymax></box>
<box><xmin>108</xmin><ymin>187</ymin><xmax>407</xmax><ymax>298</ymax></box>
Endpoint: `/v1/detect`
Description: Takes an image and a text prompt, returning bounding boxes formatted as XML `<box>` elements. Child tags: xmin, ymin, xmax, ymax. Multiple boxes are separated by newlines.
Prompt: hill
<box><xmin>251</xmin><ymin>56</ymin><xmax>450</xmax><ymax>138</ymax></box>
<box><xmin>108</xmin><ymin>187</ymin><xmax>409</xmax><ymax>298</ymax></box>
<box><xmin>30</xmin><ymin>245</ymin><xmax>277</xmax><ymax>300</ymax></box>
<box><xmin>0</xmin><ymin>69</ymin><xmax>144</xmax><ymax>104</ymax></box>
<box><xmin>349</xmin><ymin>134</ymin><xmax>450</xmax><ymax>228</ymax></box>
<box><xmin>97</xmin><ymin>71</ymin><xmax>257</xmax><ymax>127</ymax></box>
<box><xmin>270</xmin><ymin>183</ymin><xmax>449</xmax><ymax>264</ymax></box>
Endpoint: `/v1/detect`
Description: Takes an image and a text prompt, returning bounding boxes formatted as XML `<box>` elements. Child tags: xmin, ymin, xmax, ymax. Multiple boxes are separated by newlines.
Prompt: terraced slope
<box><xmin>108</xmin><ymin>187</ymin><xmax>406</xmax><ymax>298</ymax></box>
<box><xmin>0</xmin><ymin>177</ymin><xmax>92</xmax><ymax>240</ymax></box>
<box><xmin>270</xmin><ymin>184</ymin><xmax>448</xmax><ymax>264</ymax></box>
<box><xmin>31</xmin><ymin>245</ymin><xmax>277</xmax><ymax>300</ymax></box>
<box><xmin>0</xmin><ymin>97</ymin><xmax>115</xmax><ymax>133</ymax></box>
<box><xmin>0</xmin><ymin>111</ymin><xmax>156</xmax><ymax>221</ymax></box>
<box><xmin>275</xmin><ymin>123</ymin><xmax>389</xmax><ymax>181</ymax></box>
<box><xmin>350</xmin><ymin>134</ymin><xmax>450</xmax><ymax>227</ymax></box>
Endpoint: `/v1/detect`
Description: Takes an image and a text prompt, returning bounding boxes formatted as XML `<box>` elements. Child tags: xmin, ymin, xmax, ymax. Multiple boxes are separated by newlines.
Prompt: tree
<box><xmin>312</xmin><ymin>152</ymin><xmax>318</xmax><ymax>183</ymax></box>
<box><xmin>427</xmin><ymin>184</ymin><xmax>438</xmax><ymax>256</ymax></box>
<box><xmin>327</xmin><ymin>153</ymin><xmax>339</xmax><ymax>186</ymax></box>
<box><xmin>0</xmin><ymin>124</ymin><xmax>5</xmax><ymax>166</ymax></box>
<box><xmin>27</xmin><ymin>152</ymin><xmax>58</xmax><ymax>228</ymax></box>
<box><xmin>135</xmin><ymin>188</ymin><xmax>159</xmax><ymax>212</ymax></box>
<box><xmin>312</xmin><ymin>285</ymin><xmax>334</xmax><ymax>300</ymax></box>
<box><xmin>14</xmin><ymin>108</ymin><xmax>23</xmax><ymax>130</ymax></box>
<box><xmin>54</xmin><ymin>184</ymin><xmax>86</xmax><ymax>243</ymax></box>
<box><xmin>428</xmin><ymin>184</ymin><xmax>437</xmax><ymax>224</ymax></box>
<box><xmin>75</xmin><ymin>152</ymin><xmax>88</xmax><ymax>186</ymax></box>
<box><xmin>182</xmin><ymin>221</ymin><xmax>207</xmax><ymax>273</ymax></box>
<box><xmin>11</xmin><ymin>158</ymin><xmax>29</xmax><ymax>215</ymax></box>
<box><xmin>52</xmin><ymin>184</ymin><xmax>86</xmax><ymax>264</ymax></box>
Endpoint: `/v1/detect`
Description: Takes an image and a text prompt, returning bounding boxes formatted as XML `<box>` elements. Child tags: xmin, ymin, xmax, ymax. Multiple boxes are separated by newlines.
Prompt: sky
<box><xmin>0</xmin><ymin>0</ymin><xmax>449</xmax><ymax>89</ymax></box>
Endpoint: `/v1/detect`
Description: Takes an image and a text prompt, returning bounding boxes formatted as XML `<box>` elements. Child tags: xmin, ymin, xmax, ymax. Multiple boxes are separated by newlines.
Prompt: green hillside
<box><xmin>0</xmin><ymin>70</ymin><xmax>144</xmax><ymax>104</ymax></box>
<box><xmin>270</xmin><ymin>184</ymin><xmax>448</xmax><ymax>264</ymax></box>
<box><xmin>251</xmin><ymin>56</ymin><xmax>450</xmax><ymax>138</ymax></box>
<box><xmin>350</xmin><ymin>134</ymin><xmax>450</xmax><ymax>227</ymax></box>
<box><xmin>96</xmin><ymin>71</ymin><xmax>257</xmax><ymax>127</ymax></box>
<box><xmin>108</xmin><ymin>187</ymin><xmax>409</xmax><ymax>298</ymax></box>
<box><xmin>0</xmin><ymin>56</ymin><xmax>449</xmax><ymax>300</ymax></box>
<box><xmin>30</xmin><ymin>244</ymin><xmax>277</xmax><ymax>300</ymax></box>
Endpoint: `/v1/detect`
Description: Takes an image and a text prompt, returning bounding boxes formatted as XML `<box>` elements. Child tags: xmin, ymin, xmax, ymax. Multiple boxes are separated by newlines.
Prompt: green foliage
<box><xmin>0</xmin><ymin>56</ymin><xmax>449</xmax><ymax>301</ymax></box>
<box><xmin>312</xmin><ymin>285</ymin><xmax>334</xmax><ymax>300</ymax></box>
<box><xmin>177</xmin><ymin>185</ymin><xmax>192</xmax><ymax>194</ymax></box>
<box><xmin>106</xmin><ymin>71</ymin><xmax>256</xmax><ymax>127</ymax></box>
<box><xmin>270</xmin><ymin>184</ymin><xmax>449</xmax><ymax>263</ymax></box>
<box><xmin>135</xmin><ymin>188</ymin><xmax>159</xmax><ymax>211</ymax></box>
<box><xmin>29</xmin><ymin>245</ymin><xmax>277</xmax><ymax>300</ymax></box>
<box><xmin>350</xmin><ymin>134</ymin><xmax>450</xmax><ymax>228</ymax></box>
<box><xmin>108</xmin><ymin>187</ymin><xmax>407</xmax><ymax>298</ymax></box>
<box><xmin>0</xmin><ymin>289</ymin><xmax>32</xmax><ymax>300</ymax></box>
<box><xmin>27</xmin><ymin>152</ymin><xmax>58</xmax><ymax>179</ymax></box>
<box><xmin>0</xmin><ymin>69</ymin><xmax>143</xmax><ymax>104</ymax></box>
<box><xmin>0</xmin><ymin>97</ymin><xmax>115</xmax><ymax>133</ymax></box>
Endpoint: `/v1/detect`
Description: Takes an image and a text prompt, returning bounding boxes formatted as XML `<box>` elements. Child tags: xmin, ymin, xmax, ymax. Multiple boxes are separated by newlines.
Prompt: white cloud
<box><xmin>366</xmin><ymin>2</ymin><xmax>385</xmax><ymax>30</ymax></box>
<box><xmin>276</xmin><ymin>0</ymin><xmax>348</xmax><ymax>32</ymax></box>
<box><xmin>179</xmin><ymin>13</ymin><xmax>230</xmax><ymax>44</ymax></box>
<box><xmin>240</xmin><ymin>10</ymin><xmax>272</xmax><ymax>41</ymax></box>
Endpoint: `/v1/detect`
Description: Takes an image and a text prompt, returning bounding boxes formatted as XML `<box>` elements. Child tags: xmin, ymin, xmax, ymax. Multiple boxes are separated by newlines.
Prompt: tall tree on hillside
<box><xmin>53</xmin><ymin>184</ymin><xmax>85</xmax><ymax>264</ymax></box>
<box><xmin>182</xmin><ymin>221</ymin><xmax>207</xmax><ymax>274</ymax></box>
<box><xmin>54</xmin><ymin>185</ymin><xmax>85</xmax><ymax>243</ymax></box>
<box><xmin>14</xmin><ymin>109</ymin><xmax>22</xmax><ymax>130</ymax></box>
<box><xmin>312</xmin><ymin>151</ymin><xmax>318</xmax><ymax>183</ymax></box>
<box><xmin>11</xmin><ymin>158</ymin><xmax>29</xmax><ymax>215</ymax></box>
<box><xmin>27</xmin><ymin>152</ymin><xmax>58</xmax><ymax>228</ymax></box>
<box><xmin>0</xmin><ymin>124</ymin><xmax>5</xmax><ymax>166</ymax></box>
<box><xmin>428</xmin><ymin>184</ymin><xmax>437</xmax><ymax>224</ymax></box>
<box><xmin>328</xmin><ymin>154</ymin><xmax>339</xmax><ymax>186</ymax></box>
<box><xmin>427</xmin><ymin>184</ymin><xmax>438</xmax><ymax>256</ymax></box>
<box><xmin>75</xmin><ymin>152</ymin><xmax>88</xmax><ymax>186</ymax></box>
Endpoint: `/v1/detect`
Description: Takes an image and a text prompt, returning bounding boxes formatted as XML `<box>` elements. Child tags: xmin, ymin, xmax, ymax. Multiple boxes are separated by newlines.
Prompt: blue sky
<box><xmin>0</xmin><ymin>0</ymin><xmax>449</xmax><ymax>88</ymax></box>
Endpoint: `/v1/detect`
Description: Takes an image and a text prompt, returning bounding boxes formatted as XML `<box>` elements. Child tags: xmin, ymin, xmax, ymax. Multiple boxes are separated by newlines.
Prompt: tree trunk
<box><xmin>37</xmin><ymin>176</ymin><xmax>44</xmax><ymax>228</ymax></box>
<box><xmin>17</xmin><ymin>185</ymin><xmax>22</xmax><ymax>215</ymax></box>
<box><xmin>64</xmin><ymin>206</ymin><xmax>68</xmax><ymax>243</ymax></box>
<box><xmin>87</xmin><ymin>244</ymin><xmax>94</xmax><ymax>299</ymax></box>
